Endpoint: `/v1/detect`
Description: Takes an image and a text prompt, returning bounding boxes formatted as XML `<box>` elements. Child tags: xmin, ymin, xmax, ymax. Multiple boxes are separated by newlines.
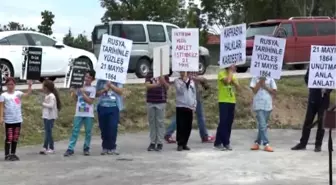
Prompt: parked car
<box><xmin>92</xmin><ymin>21</ymin><xmax>211</xmax><ymax>78</ymax></box>
<box><xmin>0</xmin><ymin>31</ymin><xmax>97</xmax><ymax>82</ymax></box>
<box><xmin>236</xmin><ymin>16</ymin><xmax>336</xmax><ymax>73</ymax></box>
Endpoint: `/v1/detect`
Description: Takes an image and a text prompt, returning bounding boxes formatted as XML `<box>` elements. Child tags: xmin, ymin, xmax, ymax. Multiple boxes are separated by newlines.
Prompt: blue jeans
<box><xmin>255</xmin><ymin>110</ymin><xmax>271</xmax><ymax>145</ymax></box>
<box><xmin>43</xmin><ymin>119</ymin><xmax>55</xmax><ymax>150</ymax></box>
<box><xmin>97</xmin><ymin>105</ymin><xmax>120</xmax><ymax>150</ymax></box>
<box><xmin>68</xmin><ymin>117</ymin><xmax>94</xmax><ymax>151</ymax></box>
<box><xmin>165</xmin><ymin>91</ymin><xmax>208</xmax><ymax>139</ymax></box>
<box><xmin>214</xmin><ymin>103</ymin><xmax>235</xmax><ymax>146</ymax></box>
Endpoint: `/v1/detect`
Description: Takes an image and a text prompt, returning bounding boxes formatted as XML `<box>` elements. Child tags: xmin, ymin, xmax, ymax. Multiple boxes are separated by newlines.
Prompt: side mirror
<box><xmin>54</xmin><ymin>41</ymin><xmax>65</xmax><ymax>48</ymax></box>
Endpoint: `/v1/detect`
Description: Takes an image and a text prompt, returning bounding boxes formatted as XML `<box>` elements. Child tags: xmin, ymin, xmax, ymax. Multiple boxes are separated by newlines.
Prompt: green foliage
<box><xmin>63</xmin><ymin>29</ymin><xmax>92</xmax><ymax>51</ymax></box>
<box><xmin>38</xmin><ymin>10</ymin><xmax>55</xmax><ymax>35</ymax></box>
<box><xmin>0</xmin><ymin>22</ymin><xmax>35</xmax><ymax>32</ymax></box>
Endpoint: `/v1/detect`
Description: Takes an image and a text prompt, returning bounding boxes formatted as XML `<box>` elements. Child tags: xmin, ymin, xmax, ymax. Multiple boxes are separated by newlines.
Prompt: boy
<box><xmin>64</xmin><ymin>70</ymin><xmax>96</xmax><ymax>156</ymax></box>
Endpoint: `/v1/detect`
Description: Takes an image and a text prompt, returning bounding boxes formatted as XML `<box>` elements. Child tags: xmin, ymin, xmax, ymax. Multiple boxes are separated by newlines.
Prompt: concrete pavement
<box><xmin>0</xmin><ymin>129</ymin><xmax>334</xmax><ymax>185</ymax></box>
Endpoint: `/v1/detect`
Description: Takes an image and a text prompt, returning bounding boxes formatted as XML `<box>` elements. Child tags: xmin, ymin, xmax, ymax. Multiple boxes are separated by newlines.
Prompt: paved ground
<box><xmin>0</xmin><ymin>129</ymin><xmax>334</xmax><ymax>185</ymax></box>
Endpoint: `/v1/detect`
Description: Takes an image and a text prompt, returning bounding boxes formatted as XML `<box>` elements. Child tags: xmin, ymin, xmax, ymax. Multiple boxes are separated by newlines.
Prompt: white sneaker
<box><xmin>39</xmin><ymin>148</ymin><xmax>47</xmax><ymax>155</ymax></box>
<box><xmin>46</xmin><ymin>149</ymin><xmax>55</xmax><ymax>154</ymax></box>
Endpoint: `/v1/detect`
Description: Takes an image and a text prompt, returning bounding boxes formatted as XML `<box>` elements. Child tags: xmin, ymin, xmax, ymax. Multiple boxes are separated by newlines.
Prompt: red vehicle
<box><xmin>237</xmin><ymin>16</ymin><xmax>336</xmax><ymax>73</ymax></box>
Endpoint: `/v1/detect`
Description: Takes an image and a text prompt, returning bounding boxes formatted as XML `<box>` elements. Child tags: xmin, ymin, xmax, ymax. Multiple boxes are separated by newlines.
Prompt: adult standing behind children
<box><xmin>145</xmin><ymin>73</ymin><xmax>170</xmax><ymax>151</ymax></box>
<box><xmin>249</xmin><ymin>77</ymin><xmax>277</xmax><ymax>152</ymax></box>
<box><xmin>96</xmin><ymin>79</ymin><xmax>124</xmax><ymax>155</ymax></box>
<box><xmin>214</xmin><ymin>65</ymin><xmax>239</xmax><ymax>151</ymax></box>
<box><xmin>64</xmin><ymin>71</ymin><xmax>96</xmax><ymax>157</ymax></box>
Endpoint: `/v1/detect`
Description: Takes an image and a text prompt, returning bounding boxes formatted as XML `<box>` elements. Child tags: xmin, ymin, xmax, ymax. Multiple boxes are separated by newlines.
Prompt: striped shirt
<box><xmin>145</xmin><ymin>76</ymin><xmax>169</xmax><ymax>103</ymax></box>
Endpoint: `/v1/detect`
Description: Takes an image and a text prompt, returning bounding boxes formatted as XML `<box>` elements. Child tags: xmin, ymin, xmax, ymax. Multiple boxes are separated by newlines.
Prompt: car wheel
<box><xmin>78</xmin><ymin>57</ymin><xmax>93</xmax><ymax>71</ymax></box>
<box><xmin>236</xmin><ymin>67</ymin><xmax>248</xmax><ymax>73</ymax></box>
<box><xmin>0</xmin><ymin>60</ymin><xmax>14</xmax><ymax>84</ymax></box>
<box><xmin>135</xmin><ymin>58</ymin><xmax>151</xmax><ymax>78</ymax></box>
<box><xmin>199</xmin><ymin>57</ymin><xmax>206</xmax><ymax>75</ymax></box>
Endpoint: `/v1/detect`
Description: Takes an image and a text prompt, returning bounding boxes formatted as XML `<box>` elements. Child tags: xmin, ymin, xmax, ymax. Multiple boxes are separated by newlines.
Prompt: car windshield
<box><xmin>246</xmin><ymin>23</ymin><xmax>279</xmax><ymax>39</ymax></box>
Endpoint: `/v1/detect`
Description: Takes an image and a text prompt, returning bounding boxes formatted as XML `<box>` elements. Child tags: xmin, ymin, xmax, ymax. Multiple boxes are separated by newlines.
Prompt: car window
<box><xmin>0</xmin><ymin>38</ymin><xmax>9</xmax><ymax>45</ymax></box>
<box><xmin>112</xmin><ymin>24</ymin><xmax>146</xmax><ymax>42</ymax></box>
<box><xmin>279</xmin><ymin>23</ymin><xmax>294</xmax><ymax>37</ymax></box>
<box><xmin>147</xmin><ymin>24</ymin><xmax>166</xmax><ymax>42</ymax></box>
<box><xmin>4</xmin><ymin>34</ymin><xmax>29</xmax><ymax>45</ymax></box>
<box><xmin>92</xmin><ymin>25</ymin><xmax>109</xmax><ymax>44</ymax></box>
<box><xmin>295</xmin><ymin>22</ymin><xmax>317</xmax><ymax>36</ymax></box>
<box><xmin>316</xmin><ymin>22</ymin><xmax>336</xmax><ymax>36</ymax></box>
<box><xmin>166</xmin><ymin>25</ymin><xmax>179</xmax><ymax>41</ymax></box>
<box><xmin>29</xmin><ymin>33</ymin><xmax>56</xmax><ymax>46</ymax></box>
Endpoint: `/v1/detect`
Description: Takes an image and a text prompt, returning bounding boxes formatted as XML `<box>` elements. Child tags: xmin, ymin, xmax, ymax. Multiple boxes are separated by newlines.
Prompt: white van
<box><xmin>92</xmin><ymin>21</ymin><xmax>211</xmax><ymax>78</ymax></box>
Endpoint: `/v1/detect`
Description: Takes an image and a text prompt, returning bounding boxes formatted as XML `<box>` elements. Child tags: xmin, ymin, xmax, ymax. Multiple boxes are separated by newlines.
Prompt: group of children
<box><xmin>0</xmin><ymin>65</ymin><xmax>279</xmax><ymax>161</ymax></box>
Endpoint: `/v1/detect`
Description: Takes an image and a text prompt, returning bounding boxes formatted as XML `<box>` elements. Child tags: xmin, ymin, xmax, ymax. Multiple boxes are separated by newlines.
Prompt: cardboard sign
<box><xmin>153</xmin><ymin>45</ymin><xmax>170</xmax><ymax>78</ymax></box>
<box><xmin>220</xmin><ymin>23</ymin><xmax>246</xmax><ymax>68</ymax></box>
<box><xmin>250</xmin><ymin>36</ymin><xmax>286</xmax><ymax>79</ymax></box>
<box><xmin>0</xmin><ymin>71</ymin><xmax>2</xmax><ymax>92</ymax></box>
<box><xmin>64</xmin><ymin>58</ymin><xmax>87</xmax><ymax>88</ymax></box>
<box><xmin>308</xmin><ymin>45</ymin><xmax>336</xmax><ymax>89</ymax></box>
<box><xmin>172</xmin><ymin>28</ymin><xmax>199</xmax><ymax>72</ymax></box>
<box><xmin>95</xmin><ymin>34</ymin><xmax>133</xmax><ymax>84</ymax></box>
<box><xmin>21</xmin><ymin>47</ymin><xmax>42</xmax><ymax>80</ymax></box>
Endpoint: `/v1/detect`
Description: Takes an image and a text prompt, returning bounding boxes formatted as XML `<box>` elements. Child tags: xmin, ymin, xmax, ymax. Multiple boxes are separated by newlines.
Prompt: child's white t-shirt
<box><xmin>1</xmin><ymin>91</ymin><xmax>24</xmax><ymax>124</ymax></box>
<box><xmin>75</xmin><ymin>86</ymin><xmax>96</xmax><ymax>117</ymax></box>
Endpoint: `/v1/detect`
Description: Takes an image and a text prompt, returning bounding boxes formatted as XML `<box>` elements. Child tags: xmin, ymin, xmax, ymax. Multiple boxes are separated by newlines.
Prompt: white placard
<box><xmin>250</xmin><ymin>35</ymin><xmax>286</xmax><ymax>79</ymax></box>
<box><xmin>172</xmin><ymin>28</ymin><xmax>199</xmax><ymax>72</ymax></box>
<box><xmin>308</xmin><ymin>45</ymin><xmax>336</xmax><ymax>89</ymax></box>
<box><xmin>219</xmin><ymin>23</ymin><xmax>246</xmax><ymax>68</ymax></box>
<box><xmin>95</xmin><ymin>34</ymin><xmax>133</xmax><ymax>84</ymax></box>
<box><xmin>153</xmin><ymin>45</ymin><xmax>170</xmax><ymax>77</ymax></box>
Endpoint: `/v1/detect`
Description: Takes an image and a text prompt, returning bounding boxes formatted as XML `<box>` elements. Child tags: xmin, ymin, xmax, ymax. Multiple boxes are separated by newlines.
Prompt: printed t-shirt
<box><xmin>217</xmin><ymin>70</ymin><xmax>238</xmax><ymax>103</ymax></box>
<box><xmin>75</xmin><ymin>86</ymin><xmax>96</xmax><ymax>117</ymax></box>
<box><xmin>145</xmin><ymin>76</ymin><xmax>169</xmax><ymax>103</ymax></box>
<box><xmin>96</xmin><ymin>80</ymin><xmax>122</xmax><ymax>108</ymax></box>
<box><xmin>1</xmin><ymin>91</ymin><xmax>24</xmax><ymax>123</ymax></box>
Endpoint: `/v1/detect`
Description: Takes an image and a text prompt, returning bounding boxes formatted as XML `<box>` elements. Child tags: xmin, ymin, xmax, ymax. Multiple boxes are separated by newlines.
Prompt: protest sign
<box><xmin>219</xmin><ymin>23</ymin><xmax>246</xmax><ymax>68</ymax></box>
<box><xmin>95</xmin><ymin>34</ymin><xmax>133</xmax><ymax>84</ymax></box>
<box><xmin>250</xmin><ymin>35</ymin><xmax>286</xmax><ymax>79</ymax></box>
<box><xmin>172</xmin><ymin>28</ymin><xmax>199</xmax><ymax>72</ymax></box>
<box><xmin>308</xmin><ymin>45</ymin><xmax>336</xmax><ymax>89</ymax></box>
<box><xmin>0</xmin><ymin>71</ymin><xmax>2</xmax><ymax>92</ymax></box>
<box><xmin>21</xmin><ymin>47</ymin><xmax>42</xmax><ymax>80</ymax></box>
<box><xmin>64</xmin><ymin>58</ymin><xmax>88</xmax><ymax>88</ymax></box>
<box><xmin>153</xmin><ymin>45</ymin><xmax>170</xmax><ymax>78</ymax></box>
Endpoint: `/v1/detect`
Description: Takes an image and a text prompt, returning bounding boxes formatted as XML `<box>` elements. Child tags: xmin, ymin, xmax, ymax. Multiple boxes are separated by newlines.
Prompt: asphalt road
<box><xmin>0</xmin><ymin>129</ymin><xmax>334</xmax><ymax>185</ymax></box>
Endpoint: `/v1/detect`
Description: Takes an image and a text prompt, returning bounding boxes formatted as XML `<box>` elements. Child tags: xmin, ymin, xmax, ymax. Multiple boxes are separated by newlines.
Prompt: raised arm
<box><xmin>22</xmin><ymin>80</ymin><xmax>33</xmax><ymax>97</ymax></box>
<box><xmin>79</xmin><ymin>88</ymin><xmax>95</xmax><ymax>105</ymax></box>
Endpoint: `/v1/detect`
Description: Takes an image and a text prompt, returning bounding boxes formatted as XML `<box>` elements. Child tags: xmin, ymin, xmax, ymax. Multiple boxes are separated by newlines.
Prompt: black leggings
<box><xmin>176</xmin><ymin>107</ymin><xmax>193</xmax><ymax>147</ymax></box>
<box><xmin>4</xmin><ymin>123</ymin><xmax>21</xmax><ymax>156</ymax></box>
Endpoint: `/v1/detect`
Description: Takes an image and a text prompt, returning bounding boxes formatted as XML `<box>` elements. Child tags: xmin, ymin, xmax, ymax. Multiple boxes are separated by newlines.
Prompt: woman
<box><xmin>250</xmin><ymin>77</ymin><xmax>277</xmax><ymax>152</ymax></box>
<box><xmin>214</xmin><ymin>65</ymin><xmax>239</xmax><ymax>151</ymax></box>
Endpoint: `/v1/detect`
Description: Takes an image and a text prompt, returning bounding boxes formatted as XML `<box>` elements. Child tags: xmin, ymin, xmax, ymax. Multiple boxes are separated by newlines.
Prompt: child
<box><xmin>96</xmin><ymin>79</ymin><xmax>124</xmax><ymax>155</ymax></box>
<box><xmin>145</xmin><ymin>73</ymin><xmax>170</xmax><ymax>151</ymax></box>
<box><xmin>250</xmin><ymin>77</ymin><xmax>277</xmax><ymax>152</ymax></box>
<box><xmin>40</xmin><ymin>80</ymin><xmax>61</xmax><ymax>155</ymax></box>
<box><xmin>64</xmin><ymin>70</ymin><xmax>96</xmax><ymax>156</ymax></box>
<box><xmin>174</xmin><ymin>72</ymin><xmax>197</xmax><ymax>151</ymax></box>
<box><xmin>1</xmin><ymin>77</ymin><xmax>32</xmax><ymax>161</ymax></box>
<box><xmin>214</xmin><ymin>65</ymin><xmax>239</xmax><ymax>151</ymax></box>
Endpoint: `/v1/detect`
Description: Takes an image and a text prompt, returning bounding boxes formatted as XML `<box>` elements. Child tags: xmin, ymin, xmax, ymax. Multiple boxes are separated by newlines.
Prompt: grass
<box><xmin>0</xmin><ymin>76</ymin><xmax>335</xmax><ymax>147</ymax></box>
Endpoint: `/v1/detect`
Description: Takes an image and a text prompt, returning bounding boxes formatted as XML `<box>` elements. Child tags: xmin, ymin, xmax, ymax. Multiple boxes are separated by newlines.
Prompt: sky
<box><xmin>0</xmin><ymin>0</ymin><xmax>105</xmax><ymax>41</ymax></box>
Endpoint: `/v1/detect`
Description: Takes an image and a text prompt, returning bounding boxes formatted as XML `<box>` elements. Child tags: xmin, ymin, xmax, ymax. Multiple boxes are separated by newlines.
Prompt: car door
<box><xmin>26</xmin><ymin>33</ymin><xmax>66</xmax><ymax>76</ymax></box>
<box><xmin>277</xmin><ymin>23</ymin><xmax>296</xmax><ymax>64</ymax></box>
<box><xmin>316</xmin><ymin>21</ymin><xmax>336</xmax><ymax>46</ymax></box>
<box><xmin>147</xmin><ymin>24</ymin><xmax>168</xmax><ymax>59</ymax></box>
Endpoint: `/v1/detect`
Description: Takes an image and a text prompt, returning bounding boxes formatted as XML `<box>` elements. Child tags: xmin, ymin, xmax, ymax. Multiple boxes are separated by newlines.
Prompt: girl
<box><xmin>250</xmin><ymin>77</ymin><xmax>277</xmax><ymax>152</ymax></box>
<box><xmin>40</xmin><ymin>80</ymin><xmax>61</xmax><ymax>155</ymax></box>
<box><xmin>214</xmin><ymin>65</ymin><xmax>239</xmax><ymax>151</ymax></box>
<box><xmin>174</xmin><ymin>72</ymin><xmax>197</xmax><ymax>151</ymax></box>
<box><xmin>96</xmin><ymin>79</ymin><xmax>124</xmax><ymax>155</ymax></box>
<box><xmin>1</xmin><ymin>77</ymin><xmax>32</xmax><ymax>161</ymax></box>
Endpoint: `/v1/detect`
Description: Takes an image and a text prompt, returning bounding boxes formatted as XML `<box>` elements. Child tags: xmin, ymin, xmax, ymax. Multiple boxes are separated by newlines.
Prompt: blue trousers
<box><xmin>97</xmin><ymin>106</ymin><xmax>120</xmax><ymax>150</ymax></box>
<box><xmin>43</xmin><ymin>119</ymin><xmax>55</xmax><ymax>150</ymax></box>
<box><xmin>214</xmin><ymin>102</ymin><xmax>235</xmax><ymax>146</ymax></box>
<box><xmin>255</xmin><ymin>110</ymin><xmax>271</xmax><ymax>145</ymax></box>
<box><xmin>67</xmin><ymin>117</ymin><xmax>94</xmax><ymax>151</ymax></box>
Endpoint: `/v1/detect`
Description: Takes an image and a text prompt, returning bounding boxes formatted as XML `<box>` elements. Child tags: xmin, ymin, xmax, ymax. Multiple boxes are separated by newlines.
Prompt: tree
<box><xmin>63</xmin><ymin>29</ymin><xmax>91</xmax><ymax>51</ymax></box>
<box><xmin>63</xmin><ymin>29</ymin><xmax>75</xmax><ymax>46</ymax></box>
<box><xmin>0</xmin><ymin>22</ymin><xmax>35</xmax><ymax>31</ymax></box>
<box><xmin>38</xmin><ymin>10</ymin><xmax>55</xmax><ymax>35</ymax></box>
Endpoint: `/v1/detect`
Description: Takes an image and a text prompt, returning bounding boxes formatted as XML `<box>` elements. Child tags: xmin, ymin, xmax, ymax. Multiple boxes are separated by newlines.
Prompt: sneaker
<box><xmin>177</xmin><ymin>145</ymin><xmax>183</xmax><ymax>151</ymax></box>
<box><xmin>314</xmin><ymin>146</ymin><xmax>322</xmax><ymax>152</ymax></box>
<box><xmin>39</xmin><ymin>148</ymin><xmax>47</xmax><ymax>155</ymax></box>
<box><xmin>155</xmin><ymin>144</ymin><xmax>163</xmax><ymax>151</ymax></box>
<box><xmin>46</xmin><ymin>149</ymin><xmax>55</xmax><ymax>154</ymax></box>
<box><xmin>63</xmin><ymin>149</ymin><xmax>74</xmax><ymax>157</ymax></box>
<box><xmin>214</xmin><ymin>145</ymin><xmax>225</xmax><ymax>151</ymax></box>
<box><xmin>264</xmin><ymin>145</ymin><xmax>274</xmax><ymax>152</ymax></box>
<box><xmin>251</xmin><ymin>143</ymin><xmax>260</xmax><ymax>150</ymax></box>
<box><xmin>224</xmin><ymin>145</ymin><xmax>232</xmax><ymax>151</ymax></box>
<box><xmin>83</xmin><ymin>150</ymin><xmax>90</xmax><ymax>156</ymax></box>
<box><xmin>10</xmin><ymin>154</ymin><xmax>20</xmax><ymax>161</ymax></box>
<box><xmin>107</xmin><ymin>149</ymin><xmax>120</xmax><ymax>155</ymax></box>
<box><xmin>291</xmin><ymin>143</ymin><xmax>306</xmax><ymax>150</ymax></box>
<box><xmin>202</xmin><ymin>136</ymin><xmax>215</xmax><ymax>143</ymax></box>
<box><xmin>101</xmin><ymin>149</ymin><xmax>108</xmax><ymax>155</ymax></box>
<box><xmin>164</xmin><ymin>135</ymin><xmax>176</xmax><ymax>144</ymax></box>
<box><xmin>183</xmin><ymin>146</ymin><xmax>190</xmax><ymax>150</ymax></box>
<box><xmin>4</xmin><ymin>155</ymin><xmax>11</xmax><ymax>161</ymax></box>
<box><xmin>147</xmin><ymin>143</ymin><xmax>156</xmax><ymax>151</ymax></box>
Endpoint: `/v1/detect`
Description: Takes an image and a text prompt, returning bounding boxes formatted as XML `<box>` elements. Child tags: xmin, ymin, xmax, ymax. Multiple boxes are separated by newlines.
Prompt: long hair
<box><xmin>43</xmin><ymin>80</ymin><xmax>62</xmax><ymax>111</ymax></box>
